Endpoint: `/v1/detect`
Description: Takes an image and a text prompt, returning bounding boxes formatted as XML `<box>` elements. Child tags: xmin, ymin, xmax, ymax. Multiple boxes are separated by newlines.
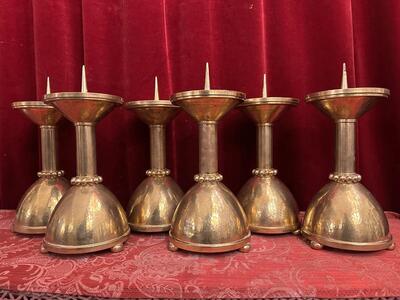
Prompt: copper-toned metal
<box><xmin>238</xmin><ymin>97</ymin><xmax>299</xmax><ymax>234</ymax></box>
<box><xmin>124</xmin><ymin>99</ymin><xmax>183</xmax><ymax>232</ymax></box>
<box><xmin>169</xmin><ymin>89</ymin><xmax>251</xmax><ymax>253</ymax></box>
<box><xmin>302</xmin><ymin>84</ymin><xmax>394</xmax><ymax>251</ymax></box>
<box><xmin>12</xmin><ymin>101</ymin><xmax>69</xmax><ymax>234</ymax></box>
<box><xmin>42</xmin><ymin>92</ymin><xmax>129</xmax><ymax>254</ymax></box>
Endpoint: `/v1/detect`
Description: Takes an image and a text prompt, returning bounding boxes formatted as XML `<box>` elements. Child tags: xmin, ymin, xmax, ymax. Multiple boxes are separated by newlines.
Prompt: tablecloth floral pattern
<box><xmin>1</xmin><ymin>210</ymin><xmax>400</xmax><ymax>299</ymax></box>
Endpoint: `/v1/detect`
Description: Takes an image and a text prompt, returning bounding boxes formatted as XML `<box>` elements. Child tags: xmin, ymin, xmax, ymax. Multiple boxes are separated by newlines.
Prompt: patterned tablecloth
<box><xmin>1</xmin><ymin>210</ymin><xmax>400</xmax><ymax>299</ymax></box>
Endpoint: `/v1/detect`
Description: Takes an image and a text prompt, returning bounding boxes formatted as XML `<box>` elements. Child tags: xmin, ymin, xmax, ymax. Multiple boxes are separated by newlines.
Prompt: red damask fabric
<box><xmin>0</xmin><ymin>210</ymin><xmax>400</xmax><ymax>299</ymax></box>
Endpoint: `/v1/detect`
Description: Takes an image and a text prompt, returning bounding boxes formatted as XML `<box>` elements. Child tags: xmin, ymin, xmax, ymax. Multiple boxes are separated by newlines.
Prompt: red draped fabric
<box><xmin>0</xmin><ymin>0</ymin><xmax>399</xmax><ymax>211</ymax></box>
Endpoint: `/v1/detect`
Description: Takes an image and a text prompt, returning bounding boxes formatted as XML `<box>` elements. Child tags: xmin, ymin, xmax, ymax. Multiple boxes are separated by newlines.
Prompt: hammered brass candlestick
<box><xmin>169</xmin><ymin>63</ymin><xmax>250</xmax><ymax>253</ymax></box>
<box><xmin>41</xmin><ymin>66</ymin><xmax>129</xmax><ymax>254</ymax></box>
<box><xmin>12</xmin><ymin>91</ymin><xmax>69</xmax><ymax>234</ymax></box>
<box><xmin>238</xmin><ymin>75</ymin><xmax>299</xmax><ymax>234</ymax></box>
<box><xmin>125</xmin><ymin>77</ymin><xmax>183</xmax><ymax>232</ymax></box>
<box><xmin>302</xmin><ymin>64</ymin><xmax>394</xmax><ymax>251</ymax></box>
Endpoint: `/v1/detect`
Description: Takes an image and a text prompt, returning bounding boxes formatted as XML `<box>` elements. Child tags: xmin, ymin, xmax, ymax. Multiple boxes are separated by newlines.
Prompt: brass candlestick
<box><xmin>12</xmin><ymin>97</ymin><xmax>69</xmax><ymax>234</ymax></box>
<box><xmin>41</xmin><ymin>66</ymin><xmax>129</xmax><ymax>254</ymax></box>
<box><xmin>125</xmin><ymin>77</ymin><xmax>183</xmax><ymax>232</ymax></box>
<box><xmin>169</xmin><ymin>63</ymin><xmax>250</xmax><ymax>253</ymax></box>
<box><xmin>238</xmin><ymin>75</ymin><xmax>299</xmax><ymax>234</ymax></box>
<box><xmin>302</xmin><ymin>64</ymin><xmax>394</xmax><ymax>251</ymax></box>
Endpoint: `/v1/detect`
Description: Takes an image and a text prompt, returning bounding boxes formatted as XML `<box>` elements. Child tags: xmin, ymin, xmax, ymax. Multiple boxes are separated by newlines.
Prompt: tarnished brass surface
<box><xmin>43</xmin><ymin>92</ymin><xmax>129</xmax><ymax>254</ymax></box>
<box><xmin>171</xmin><ymin>90</ymin><xmax>245</xmax><ymax>121</ymax></box>
<box><xmin>302</xmin><ymin>182</ymin><xmax>392</xmax><ymax>251</ymax></box>
<box><xmin>238</xmin><ymin>176</ymin><xmax>298</xmax><ymax>234</ymax></box>
<box><xmin>170</xmin><ymin>182</ymin><xmax>250</xmax><ymax>252</ymax></box>
<box><xmin>302</xmin><ymin>79</ymin><xmax>393</xmax><ymax>251</ymax></box>
<box><xmin>44</xmin><ymin>92</ymin><xmax>122</xmax><ymax>123</ymax></box>
<box><xmin>43</xmin><ymin>184</ymin><xmax>130</xmax><ymax>254</ymax></box>
<box><xmin>127</xmin><ymin>176</ymin><xmax>183</xmax><ymax>232</ymax></box>
<box><xmin>306</xmin><ymin>87</ymin><xmax>389</xmax><ymax>120</ymax></box>
<box><xmin>125</xmin><ymin>97</ymin><xmax>183</xmax><ymax>233</ymax></box>
<box><xmin>170</xmin><ymin>89</ymin><xmax>250</xmax><ymax>253</ymax></box>
<box><xmin>238</xmin><ymin>97</ymin><xmax>299</xmax><ymax>234</ymax></box>
<box><xmin>12</xmin><ymin>101</ymin><xmax>69</xmax><ymax>234</ymax></box>
<box><xmin>13</xmin><ymin>177</ymin><xmax>69</xmax><ymax>234</ymax></box>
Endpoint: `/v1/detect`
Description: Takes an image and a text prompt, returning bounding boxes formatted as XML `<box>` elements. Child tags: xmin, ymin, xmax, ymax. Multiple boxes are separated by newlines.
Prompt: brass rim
<box><xmin>301</xmin><ymin>229</ymin><xmax>393</xmax><ymax>251</ymax></box>
<box><xmin>12</xmin><ymin>101</ymin><xmax>54</xmax><ymax>110</ymax></box>
<box><xmin>169</xmin><ymin>232</ymin><xmax>251</xmax><ymax>253</ymax></box>
<box><xmin>250</xmin><ymin>224</ymin><xmax>299</xmax><ymax>234</ymax></box>
<box><xmin>171</xmin><ymin>89</ymin><xmax>245</xmax><ymax>102</ymax></box>
<box><xmin>129</xmin><ymin>223</ymin><xmax>171</xmax><ymax>232</ymax></box>
<box><xmin>306</xmin><ymin>87</ymin><xmax>390</xmax><ymax>102</ymax></box>
<box><xmin>44</xmin><ymin>92</ymin><xmax>123</xmax><ymax>105</ymax></box>
<box><xmin>42</xmin><ymin>229</ymin><xmax>130</xmax><ymax>254</ymax></box>
<box><xmin>239</xmin><ymin>97</ymin><xmax>299</xmax><ymax>107</ymax></box>
<box><xmin>125</xmin><ymin>100</ymin><xmax>178</xmax><ymax>109</ymax></box>
<box><xmin>12</xmin><ymin>223</ymin><xmax>47</xmax><ymax>235</ymax></box>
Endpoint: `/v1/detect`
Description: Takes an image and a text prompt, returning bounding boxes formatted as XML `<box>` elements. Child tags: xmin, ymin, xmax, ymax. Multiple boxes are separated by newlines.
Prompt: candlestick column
<box><xmin>257</xmin><ymin>123</ymin><xmax>273</xmax><ymax>169</ymax></box>
<box><xmin>150</xmin><ymin>125</ymin><xmax>166</xmax><ymax>170</ymax></box>
<box><xmin>40</xmin><ymin>126</ymin><xmax>58</xmax><ymax>172</ymax></box>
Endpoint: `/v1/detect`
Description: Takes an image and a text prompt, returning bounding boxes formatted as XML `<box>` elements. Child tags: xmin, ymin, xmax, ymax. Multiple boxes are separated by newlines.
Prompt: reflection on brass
<box><xmin>238</xmin><ymin>75</ymin><xmax>299</xmax><ymax>234</ymax></box>
<box><xmin>12</xmin><ymin>101</ymin><xmax>69</xmax><ymax>234</ymax></box>
<box><xmin>169</xmin><ymin>64</ymin><xmax>250</xmax><ymax>253</ymax></box>
<box><xmin>302</xmin><ymin>64</ymin><xmax>394</xmax><ymax>251</ymax></box>
<box><xmin>42</xmin><ymin>90</ymin><xmax>129</xmax><ymax>254</ymax></box>
<box><xmin>124</xmin><ymin>78</ymin><xmax>183</xmax><ymax>232</ymax></box>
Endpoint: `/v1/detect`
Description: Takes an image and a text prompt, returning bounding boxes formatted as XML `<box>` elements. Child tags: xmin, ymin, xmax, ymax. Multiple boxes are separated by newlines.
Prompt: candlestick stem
<box><xmin>335</xmin><ymin>119</ymin><xmax>356</xmax><ymax>174</ymax></box>
<box><xmin>75</xmin><ymin>123</ymin><xmax>97</xmax><ymax>176</ymax></box>
<box><xmin>199</xmin><ymin>121</ymin><xmax>218</xmax><ymax>174</ymax></box>
<box><xmin>257</xmin><ymin>123</ymin><xmax>273</xmax><ymax>169</ymax></box>
<box><xmin>150</xmin><ymin>124</ymin><xmax>166</xmax><ymax>170</ymax></box>
<box><xmin>40</xmin><ymin>126</ymin><xmax>58</xmax><ymax>172</ymax></box>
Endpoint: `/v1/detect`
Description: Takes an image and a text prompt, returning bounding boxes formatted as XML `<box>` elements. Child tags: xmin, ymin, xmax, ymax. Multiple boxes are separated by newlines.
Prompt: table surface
<box><xmin>1</xmin><ymin>210</ymin><xmax>400</xmax><ymax>299</ymax></box>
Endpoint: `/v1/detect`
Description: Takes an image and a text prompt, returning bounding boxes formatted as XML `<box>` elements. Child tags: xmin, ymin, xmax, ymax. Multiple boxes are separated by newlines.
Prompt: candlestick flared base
<box><xmin>302</xmin><ymin>181</ymin><xmax>393</xmax><ymax>251</ymax></box>
<box><xmin>127</xmin><ymin>176</ymin><xmax>183</xmax><ymax>232</ymax></box>
<box><xmin>169</xmin><ymin>181</ymin><xmax>250</xmax><ymax>253</ymax></box>
<box><xmin>238</xmin><ymin>175</ymin><xmax>299</xmax><ymax>234</ymax></box>
<box><xmin>13</xmin><ymin>177</ymin><xmax>69</xmax><ymax>234</ymax></box>
<box><xmin>43</xmin><ymin>184</ymin><xmax>130</xmax><ymax>254</ymax></box>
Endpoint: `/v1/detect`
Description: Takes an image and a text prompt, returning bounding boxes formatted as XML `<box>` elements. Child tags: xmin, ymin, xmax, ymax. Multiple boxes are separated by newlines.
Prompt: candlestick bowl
<box><xmin>12</xmin><ymin>101</ymin><xmax>69</xmax><ymax>234</ymax></box>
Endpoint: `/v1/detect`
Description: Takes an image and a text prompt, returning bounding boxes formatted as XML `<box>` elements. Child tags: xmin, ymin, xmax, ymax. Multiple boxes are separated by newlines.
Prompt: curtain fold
<box><xmin>1</xmin><ymin>0</ymin><xmax>399</xmax><ymax>212</ymax></box>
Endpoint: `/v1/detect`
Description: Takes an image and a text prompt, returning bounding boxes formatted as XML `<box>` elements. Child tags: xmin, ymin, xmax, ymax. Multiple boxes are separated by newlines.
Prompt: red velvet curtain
<box><xmin>1</xmin><ymin>0</ymin><xmax>399</xmax><ymax>212</ymax></box>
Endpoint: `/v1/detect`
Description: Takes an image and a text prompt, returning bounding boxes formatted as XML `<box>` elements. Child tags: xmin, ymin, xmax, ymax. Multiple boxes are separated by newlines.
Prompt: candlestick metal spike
<box><xmin>12</xmin><ymin>101</ymin><xmax>69</xmax><ymax>234</ymax></box>
<box><xmin>81</xmin><ymin>65</ymin><xmax>88</xmax><ymax>93</ymax></box>
<box><xmin>125</xmin><ymin>80</ymin><xmax>183</xmax><ymax>232</ymax></box>
<box><xmin>341</xmin><ymin>63</ymin><xmax>348</xmax><ymax>89</ymax></box>
<box><xmin>169</xmin><ymin>66</ymin><xmax>250</xmax><ymax>253</ymax></box>
<box><xmin>301</xmin><ymin>66</ymin><xmax>394</xmax><ymax>251</ymax></box>
<box><xmin>154</xmin><ymin>76</ymin><xmax>159</xmax><ymax>101</ymax></box>
<box><xmin>262</xmin><ymin>74</ymin><xmax>267</xmax><ymax>98</ymax></box>
<box><xmin>42</xmin><ymin>91</ymin><xmax>129</xmax><ymax>254</ymax></box>
<box><xmin>237</xmin><ymin>75</ymin><xmax>299</xmax><ymax>234</ymax></box>
<box><xmin>46</xmin><ymin>76</ymin><xmax>51</xmax><ymax>94</ymax></box>
<box><xmin>204</xmin><ymin>62</ymin><xmax>210</xmax><ymax>90</ymax></box>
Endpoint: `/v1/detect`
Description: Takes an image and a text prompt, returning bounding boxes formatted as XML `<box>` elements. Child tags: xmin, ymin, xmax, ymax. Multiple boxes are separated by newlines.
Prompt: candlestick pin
<box><xmin>12</xmin><ymin>77</ymin><xmax>70</xmax><ymax>234</ymax></box>
<box><xmin>302</xmin><ymin>63</ymin><xmax>394</xmax><ymax>251</ymax></box>
<box><xmin>42</xmin><ymin>65</ymin><xmax>129</xmax><ymax>254</ymax></box>
<box><xmin>238</xmin><ymin>74</ymin><xmax>300</xmax><ymax>234</ymax></box>
<box><xmin>124</xmin><ymin>77</ymin><xmax>183</xmax><ymax>232</ymax></box>
<box><xmin>169</xmin><ymin>63</ymin><xmax>250</xmax><ymax>253</ymax></box>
